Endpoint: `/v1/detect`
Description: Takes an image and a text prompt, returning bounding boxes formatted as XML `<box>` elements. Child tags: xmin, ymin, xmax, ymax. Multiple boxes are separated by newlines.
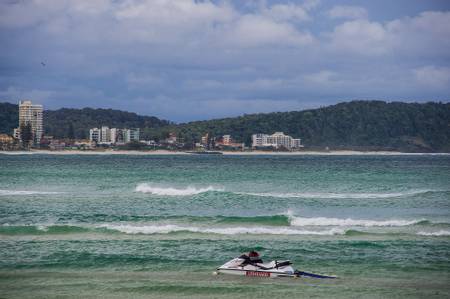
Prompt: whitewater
<box><xmin>1</xmin><ymin>154</ymin><xmax>449</xmax><ymax>299</ymax></box>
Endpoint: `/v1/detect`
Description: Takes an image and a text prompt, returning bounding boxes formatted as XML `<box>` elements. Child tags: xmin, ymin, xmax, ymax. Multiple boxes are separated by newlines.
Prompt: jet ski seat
<box><xmin>256</xmin><ymin>260</ymin><xmax>293</xmax><ymax>270</ymax></box>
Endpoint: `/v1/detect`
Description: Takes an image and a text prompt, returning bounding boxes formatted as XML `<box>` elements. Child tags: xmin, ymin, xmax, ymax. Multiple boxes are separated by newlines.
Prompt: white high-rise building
<box><xmin>100</xmin><ymin>126</ymin><xmax>111</xmax><ymax>144</ymax></box>
<box><xmin>89</xmin><ymin>128</ymin><xmax>101</xmax><ymax>144</ymax></box>
<box><xmin>252</xmin><ymin>132</ymin><xmax>302</xmax><ymax>149</ymax></box>
<box><xmin>110</xmin><ymin>128</ymin><xmax>118</xmax><ymax>144</ymax></box>
<box><xmin>15</xmin><ymin>100</ymin><xmax>44</xmax><ymax>146</ymax></box>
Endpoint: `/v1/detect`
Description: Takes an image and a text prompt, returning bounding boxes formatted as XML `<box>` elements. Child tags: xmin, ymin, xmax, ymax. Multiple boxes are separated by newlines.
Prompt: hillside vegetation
<box><xmin>1</xmin><ymin>101</ymin><xmax>449</xmax><ymax>152</ymax></box>
<box><xmin>0</xmin><ymin>102</ymin><xmax>18</xmax><ymax>136</ymax></box>
<box><xmin>142</xmin><ymin>101</ymin><xmax>450</xmax><ymax>152</ymax></box>
<box><xmin>0</xmin><ymin>104</ymin><xmax>170</xmax><ymax>139</ymax></box>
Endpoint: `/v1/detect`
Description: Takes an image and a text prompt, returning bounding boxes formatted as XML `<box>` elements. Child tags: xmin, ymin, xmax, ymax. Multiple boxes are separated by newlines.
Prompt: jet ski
<box><xmin>215</xmin><ymin>251</ymin><xmax>336</xmax><ymax>279</ymax></box>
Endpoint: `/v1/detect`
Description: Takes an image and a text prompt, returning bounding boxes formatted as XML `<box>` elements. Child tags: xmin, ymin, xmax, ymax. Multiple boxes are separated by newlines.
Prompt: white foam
<box><xmin>135</xmin><ymin>183</ymin><xmax>222</xmax><ymax>196</ymax></box>
<box><xmin>0</xmin><ymin>189</ymin><xmax>60</xmax><ymax>196</ymax></box>
<box><xmin>99</xmin><ymin>224</ymin><xmax>345</xmax><ymax>236</ymax></box>
<box><xmin>417</xmin><ymin>230</ymin><xmax>450</xmax><ymax>236</ymax></box>
<box><xmin>241</xmin><ymin>190</ymin><xmax>432</xmax><ymax>199</ymax></box>
<box><xmin>37</xmin><ymin>225</ymin><xmax>49</xmax><ymax>231</ymax></box>
<box><xmin>289</xmin><ymin>216</ymin><xmax>423</xmax><ymax>227</ymax></box>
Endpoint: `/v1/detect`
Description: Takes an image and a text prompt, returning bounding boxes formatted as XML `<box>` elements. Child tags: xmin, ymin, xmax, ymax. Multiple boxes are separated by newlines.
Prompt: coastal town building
<box><xmin>14</xmin><ymin>100</ymin><xmax>43</xmax><ymax>146</ymax></box>
<box><xmin>110</xmin><ymin>128</ymin><xmax>119</xmax><ymax>144</ymax></box>
<box><xmin>201</xmin><ymin>133</ymin><xmax>209</xmax><ymax>145</ymax></box>
<box><xmin>100</xmin><ymin>126</ymin><xmax>111</xmax><ymax>144</ymax></box>
<box><xmin>49</xmin><ymin>139</ymin><xmax>66</xmax><ymax>151</ymax></box>
<box><xmin>89</xmin><ymin>126</ymin><xmax>139</xmax><ymax>145</ymax></box>
<box><xmin>89</xmin><ymin>128</ymin><xmax>101</xmax><ymax>144</ymax></box>
<box><xmin>124</xmin><ymin>128</ymin><xmax>140</xmax><ymax>143</ymax></box>
<box><xmin>165</xmin><ymin>133</ymin><xmax>177</xmax><ymax>144</ymax></box>
<box><xmin>215</xmin><ymin>135</ymin><xmax>244</xmax><ymax>150</ymax></box>
<box><xmin>252</xmin><ymin>132</ymin><xmax>303</xmax><ymax>150</ymax></box>
<box><xmin>0</xmin><ymin>134</ymin><xmax>18</xmax><ymax>150</ymax></box>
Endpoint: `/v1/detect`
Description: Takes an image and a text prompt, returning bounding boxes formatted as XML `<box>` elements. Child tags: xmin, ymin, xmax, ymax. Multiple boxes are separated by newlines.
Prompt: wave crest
<box><xmin>0</xmin><ymin>189</ymin><xmax>60</xmax><ymax>196</ymax></box>
<box><xmin>288</xmin><ymin>216</ymin><xmax>425</xmax><ymax>227</ymax></box>
<box><xmin>135</xmin><ymin>183</ymin><xmax>221</xmax><ymax>196</ymax></box>
<box><xmin>242</xmin><ymin>190</ymin><xmax>435</xmax><ymax>199</ymax></box>
<box><xmin>99</xmin><ymin>224</ymin><xmax>345</xmax><ymax>236</ymax></box>
<box><xmin>417</xmin><ymin>230</ymin><xmax>450</xmax><ymax>236</ymax></box>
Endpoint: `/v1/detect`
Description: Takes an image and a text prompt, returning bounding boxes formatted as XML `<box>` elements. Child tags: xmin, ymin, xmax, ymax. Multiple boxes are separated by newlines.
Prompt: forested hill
<box><xmin>144</xmin><ymin>101</ymin><xmax>450</xmax><ymax>152</ymax></box>
<box><xmin>0</xmin><ymin>103</ymin><xmax>171</xmax><ymax>139</ymax></box>
<box><xmin>0</xmin><ymin>102</ymin><xmax>18</xmax><ymax>137</ymax></box>
<box><xmin>1</xmin><ymin>101</ymin><xmax>449</xmax><ymax>152</ymax></box>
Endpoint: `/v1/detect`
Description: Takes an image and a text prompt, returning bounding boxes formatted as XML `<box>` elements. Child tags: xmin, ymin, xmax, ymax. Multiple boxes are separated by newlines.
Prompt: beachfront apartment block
<box><xmin>89</xmin><ymin>126</ymin><xmax>140</xmax><ymax>145</ymax></box>
<box><xmin>14</xmin><ymin>100</ymin><xmax>44</xmax><ymax>146</ymax></box>
<box><xmin>252</xmin><ymin>132</ymin><xmax>303</xmax><ymax>149</ymax></box>
<box><xmin>125</xmin><ymin>128</ymin><xmax>140</xmax><ymax>143</ymax></box>
<box><xmin>89</xmin><ymin>128</ymin><xmax>101</xmax><ymax>144</ymax></box>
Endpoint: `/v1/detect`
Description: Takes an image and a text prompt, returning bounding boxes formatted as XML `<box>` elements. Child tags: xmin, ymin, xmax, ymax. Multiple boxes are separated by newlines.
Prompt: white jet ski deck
<box><xmin>215</xmin><ymin>251</ymin><xmax>336</xmax><ymax>279</ymax></box>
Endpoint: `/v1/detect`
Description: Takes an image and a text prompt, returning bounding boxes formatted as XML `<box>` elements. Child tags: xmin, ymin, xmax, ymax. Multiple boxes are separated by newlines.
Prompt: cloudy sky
<box><xmin>1</xmin><ymin>0</ymin><xmax>449</xmax><ymax>122</ymax></box>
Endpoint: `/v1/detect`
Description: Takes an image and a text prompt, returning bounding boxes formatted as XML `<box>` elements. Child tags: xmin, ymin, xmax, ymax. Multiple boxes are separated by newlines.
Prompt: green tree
<box><xmin>20</xmin><ymin>123</ymin><xmax>33</xmax><ymax>148</ymax></box>
<box><xmin>68</xmin><ymin>123</ymin><xmax>75</xmax><ymax>140</ymax></box>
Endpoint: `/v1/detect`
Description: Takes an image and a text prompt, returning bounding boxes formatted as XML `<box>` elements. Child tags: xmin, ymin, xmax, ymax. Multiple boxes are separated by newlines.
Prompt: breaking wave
<box><xmin>135</xmin><ymin>183</ymin><xmax>222</xmax><ymax>196</ymax></box>
<box><xmin>98</xmin><ymin>224</ymin><xmax>346</xmax><ymax>236</ymax></box>
<box><xmin>417</xmin><ymin>230</ymin><xmax>450</xmax><ymax>236</ymax></box>
<box><xmin>240</xmin><ymin>190</ymin><xmax>436</xmax><ymax>199</ymax></box>
<box><xmin>133</xmin><ymin>184</ymin><xmax>444</xmax><ymax>199</ymax></box>
<box><xmin>1</xmin><ymin>223</ymin><xmax>345</xmax><ymax>236</ymax></box>
<box><xmin>0</xmin><ymin>224</ymin><xmax>89</xmax><ymax>235</ymax></box>
<box><xmin>3</xmin><ymin>223</ymin><xmax>450</xmax><ymax>237</ymax></box>
<box><xmin>0</xmin><ymin>189</ymin><xmax>60</xmax><ymax>196</ymax></box>
<box><xmin>288</xmin><ymin>215</ymin><xmax>426</xmax><ymax>227</ymax></box>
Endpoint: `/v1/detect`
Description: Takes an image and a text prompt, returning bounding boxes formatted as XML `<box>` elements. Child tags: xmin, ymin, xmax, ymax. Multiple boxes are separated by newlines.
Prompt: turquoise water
<box><xmin>0</xmin><ymin>154</ymin><xmax>449</xmax><ymax>298</ymax></box>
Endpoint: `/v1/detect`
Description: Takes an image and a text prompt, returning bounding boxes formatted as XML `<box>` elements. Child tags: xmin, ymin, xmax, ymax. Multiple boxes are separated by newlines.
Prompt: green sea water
<box><xmin>0</xmin><ymin>154</ymin><xmax>449</xmax><ymax>298</ymax></box>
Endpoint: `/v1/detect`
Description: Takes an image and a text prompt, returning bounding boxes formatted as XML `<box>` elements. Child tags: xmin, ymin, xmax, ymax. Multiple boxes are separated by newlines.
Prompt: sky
<box><xmin>0</xmin><ymin>0</ymin><xmax>449</xmax><ymax>122</ymax></box>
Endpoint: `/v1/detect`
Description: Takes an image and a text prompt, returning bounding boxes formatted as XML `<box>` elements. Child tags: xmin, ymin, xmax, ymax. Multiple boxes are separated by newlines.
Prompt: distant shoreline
<box><xmin>1</xmin><ymin>150</ymin><xmax>449</xmax><ymax>156</ymax></box>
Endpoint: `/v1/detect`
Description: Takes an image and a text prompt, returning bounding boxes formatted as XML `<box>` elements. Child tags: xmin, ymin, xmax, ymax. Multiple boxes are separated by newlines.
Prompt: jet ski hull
<box><xmin>216</xmin><ymin>257</ymin><xmax>336</xmax><ymax>279</ymax></box>
<box><xmin>216</xmin><ymin>268</ymin><xmax>297</xmax><ymax>278</ymax></box>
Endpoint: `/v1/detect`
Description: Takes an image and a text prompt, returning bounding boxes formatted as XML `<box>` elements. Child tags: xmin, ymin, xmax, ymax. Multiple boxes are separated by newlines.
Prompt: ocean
<box><xmin>0</xmin><ymin>154</ymin><xmax>449</xmax><ymax>298</ymax></box>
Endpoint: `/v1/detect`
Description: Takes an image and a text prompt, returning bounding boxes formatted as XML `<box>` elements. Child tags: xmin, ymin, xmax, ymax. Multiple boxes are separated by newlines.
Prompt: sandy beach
<box><xmin>0</xmin><ymin>149</ymin><xmax>448</xmax><ymax>156</ymax></box>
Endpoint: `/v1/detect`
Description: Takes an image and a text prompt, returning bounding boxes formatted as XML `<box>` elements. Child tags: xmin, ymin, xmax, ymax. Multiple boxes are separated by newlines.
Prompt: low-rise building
<box><xmin>252</xmin><ymin>132</ymin><xmax>303</xmax><ymax>150</ymax></box>
<box><xmin>201</xmin><ymin>133</ymin><xmax>209</xmax><ymax>145</ymax></box>
<box><xmin>49</xmin><ymin>139</ymin><xmax>66</xmax><ymax>151</ymax></box>
<box><xmin>215</xmin><ymin>135</ymin><xmax>244</xmax><ymax>150</ymax></box>
<box><xmin>165</xmin><ymin>133</ymin><xmax>177</xmax><ymax>144</ymax></box>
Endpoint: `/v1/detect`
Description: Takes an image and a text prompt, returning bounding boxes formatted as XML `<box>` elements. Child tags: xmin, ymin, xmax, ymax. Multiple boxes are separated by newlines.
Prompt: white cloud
<box><xmin>1</xmin><ymin>1</ymin><xmax>449</xmax><ymax>121</ymax></box>
<box><xmin>239</xmin><ymin>78</ymin><xmax>286</xmax><ymax>90</ymax></box>
<box><xmin>0</xmin><ymin>86</ymin><xmax>55</xmax><ymax>103</ymax></box>
<box><xmin>262</xmin><ymin>3</ymin><xmax>310</xmax><ymax>22</ymax></box>
<box><xmin>223</xmin><ymin>14</ymin><xmax>314</xmax><ymax>48</ymax></box>
<box><xmin>328</xmin><ymin>5</ymin><xmax>368</xmax><ymax>20</ymax></box>
<box><xmin>183</xmin><ymin>79</ymin><xmax>224</xmax><ymax>90</ymax></box>
<box><xmin>126</xmin><ymin>73</ymin><xmax>165</xmax><ymax>89</ymax></box>
<box><xmin>413</xmin><ymin>66</ymin><xmax>450</xmax><ymax>89</ymax></box>
<box><xmin>329</xmin><ymin>19</ymin><xmax>387</xmax><ymax>55</ymax></box>
<box><xmin>302</xmin><ymin>0</ymin><xmax>321</xmax><ymax>11</ymax></box>
<box><xmin>328</xmin><ymin>10</ymin><xmax>450</xmax><ymax>57</ymax></box>
<box><xmin>387</xmin><ymin>11</ymin><xmax>450</xmax><ymax>56</ymax></box>
<box><xmin>304</xmin><ymin>70</ymin><xmax>338</xmax><ymax>84</ymax></box>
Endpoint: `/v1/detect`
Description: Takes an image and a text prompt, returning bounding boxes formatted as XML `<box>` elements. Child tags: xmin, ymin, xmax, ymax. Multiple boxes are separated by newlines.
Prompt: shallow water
<box><xmin>1</xmin><ymin>154</ymin><xmax>449</xmax><ymax>298</ymax></box>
